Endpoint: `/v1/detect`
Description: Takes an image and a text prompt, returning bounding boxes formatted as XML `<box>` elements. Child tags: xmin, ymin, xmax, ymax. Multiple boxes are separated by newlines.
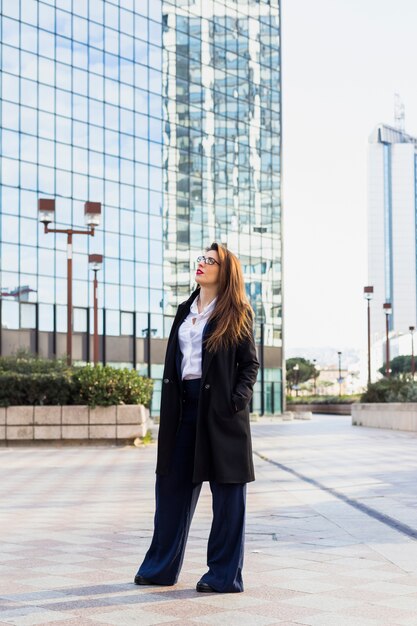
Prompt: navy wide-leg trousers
<box><xmin>136</xmin><ymin>378</ymin><xmax>246</xmax><ymax>593</ymax></box>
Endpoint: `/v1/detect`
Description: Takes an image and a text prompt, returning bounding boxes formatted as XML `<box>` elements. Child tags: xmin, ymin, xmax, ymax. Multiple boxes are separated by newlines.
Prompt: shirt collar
<box><xmin>190</xmin><ymin>295</ymin><xmax>217</xmax><ymax>316</ymax></box>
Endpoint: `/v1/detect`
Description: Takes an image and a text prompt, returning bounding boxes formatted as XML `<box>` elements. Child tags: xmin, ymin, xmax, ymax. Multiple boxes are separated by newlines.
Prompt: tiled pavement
<box><xmin>1</xmin><ymin>414</ymin><xmax>417</xmax><ymax>625</ymax></box>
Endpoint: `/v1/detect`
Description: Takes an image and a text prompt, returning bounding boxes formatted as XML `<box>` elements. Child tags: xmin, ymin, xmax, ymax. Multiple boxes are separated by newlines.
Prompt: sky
<box><xmin>281</xmin><ymin>0</ymin><xmax>417</xmax><ymax>359</ymax></box>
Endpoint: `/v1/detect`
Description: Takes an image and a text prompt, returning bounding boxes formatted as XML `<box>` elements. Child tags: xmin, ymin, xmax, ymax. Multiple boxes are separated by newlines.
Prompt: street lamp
<box><xmin>337</xmin><ymin>351</ymin><xmax>343</xmax><ymax>396</ymax></box>
<box><xmin>312</xmin><ymin>358</ymin><xmax>318</xmax><ymax>395</ymax></box>
<box><xmin>293</xmin><ymin>363</ymin><xmax>300</xmax><ymax>397</ymax></box>
<box><xmin>409</xmin><ymin>325</ymin><xmax>415</xmax><ymax>379</ymax></box>
<box><xmin>363</xmin><ymin>286</ymin><xmax>374</xmax><ymax>386</ymax></box>
<box><xmin>38</xmin><ymin>199</ymin><xmax>101</xmax><ymax>365</ymax></box>
<box><xmin>383</xmin><ymin>302</ymin><xmax>392</xmax><ymax>377</ymax></box>
<box><xmin>89</xmin><ymin>254</ymin><xmax>103</xmax><ymax>366</ymax></box>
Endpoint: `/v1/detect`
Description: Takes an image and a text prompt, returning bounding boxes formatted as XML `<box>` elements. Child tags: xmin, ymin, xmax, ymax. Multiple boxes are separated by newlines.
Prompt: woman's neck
<box><xmin>197</xmin><ymin>287</ymin><xmax>218</xmax><ymax>313</ymax></box>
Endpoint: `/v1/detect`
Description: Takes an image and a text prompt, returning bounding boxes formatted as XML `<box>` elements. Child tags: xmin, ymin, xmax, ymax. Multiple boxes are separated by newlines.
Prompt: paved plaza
<box><xmin>1</xmin><ymin>414</ymin><xmax>417</xmax><ymax>625</ymax></box>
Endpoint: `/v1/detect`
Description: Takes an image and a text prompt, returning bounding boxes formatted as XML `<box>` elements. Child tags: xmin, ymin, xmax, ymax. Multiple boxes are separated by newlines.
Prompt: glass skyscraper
<box><xmin>0</xmin><ymin>0</ymin><xmax>282</xmax><ymax>414</ymax></box>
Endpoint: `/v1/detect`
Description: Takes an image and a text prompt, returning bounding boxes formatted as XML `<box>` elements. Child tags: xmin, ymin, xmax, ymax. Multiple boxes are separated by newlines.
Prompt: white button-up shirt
<box><xmin>178</xmin><ymin>295</ymin><xmax>217</xmax><ymax>380</ymax></box>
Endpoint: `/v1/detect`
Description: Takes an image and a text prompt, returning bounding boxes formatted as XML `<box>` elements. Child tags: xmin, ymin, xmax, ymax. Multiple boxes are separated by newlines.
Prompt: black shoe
<box><xmin>196</xmin><ymin>581</ymin><xmax>216</xmax><ymax>593</ymax></box>
<box><xmin>134</xmin><ymin>574</ymin><xmax>155</xmax><ymax>585</ymax></box>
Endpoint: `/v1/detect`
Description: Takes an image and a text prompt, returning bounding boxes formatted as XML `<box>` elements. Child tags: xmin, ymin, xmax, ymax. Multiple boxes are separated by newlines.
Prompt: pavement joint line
<box><xmin>253</xmin><ymin>450</ymin><xmax>417</xmax><ymax>542</ymax></box>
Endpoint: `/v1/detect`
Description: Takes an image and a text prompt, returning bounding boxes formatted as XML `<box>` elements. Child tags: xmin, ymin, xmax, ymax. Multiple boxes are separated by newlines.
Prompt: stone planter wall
<box><xmin>0</xmin><ymin>404</ymin><xmax>149</xmax><ymax>444</ymax></box>
<box><xmin>351</xmin><ymin>403</ymin><xmax>417</xmax><ymax>431</ymax></box>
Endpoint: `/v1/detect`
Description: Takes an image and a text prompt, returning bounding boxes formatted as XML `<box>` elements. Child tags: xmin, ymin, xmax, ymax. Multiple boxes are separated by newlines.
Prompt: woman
<box><xmin>134</xmin><ymin>242</ymin><xmax>259</xmax><ymax>593</ymax></box>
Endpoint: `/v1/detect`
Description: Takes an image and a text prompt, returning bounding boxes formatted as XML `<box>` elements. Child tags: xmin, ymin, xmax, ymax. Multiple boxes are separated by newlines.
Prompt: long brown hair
<box><xmin>201</xmin><ymin>242</ymin><xmax>255</xmax><ymax>352</ymax></box>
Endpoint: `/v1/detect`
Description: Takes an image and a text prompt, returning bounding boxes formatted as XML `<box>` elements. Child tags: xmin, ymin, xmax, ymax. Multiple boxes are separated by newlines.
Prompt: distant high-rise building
<box><xmin>368</xmin><ymin>124</ymin><xmax>417</xmax><ymax>372</ymax></box>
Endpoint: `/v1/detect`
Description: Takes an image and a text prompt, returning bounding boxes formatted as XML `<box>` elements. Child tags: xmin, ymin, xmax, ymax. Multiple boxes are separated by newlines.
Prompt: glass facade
<box><xmin>162</xmin><ymin>0</ymin><xmax>282</xmax><ymax>339</ymax></box>
<box><xmin>0</xmin><ymin>0</ymin><xmax>282</xmax><ymax>413</ymax></box>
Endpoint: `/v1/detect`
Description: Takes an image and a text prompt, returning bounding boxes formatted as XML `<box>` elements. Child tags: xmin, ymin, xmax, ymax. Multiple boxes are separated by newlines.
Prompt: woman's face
<box><xmin>195</xmin><ymin>250</ymin><xmax>220</xmax><ymax>288</ymax></box>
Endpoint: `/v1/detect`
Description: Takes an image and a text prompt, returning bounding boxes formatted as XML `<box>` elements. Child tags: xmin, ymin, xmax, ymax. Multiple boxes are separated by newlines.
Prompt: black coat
<box><xmin>156</xmin><ymin>288</ymin><xmax>260</xmax><ymax>484</ymax></box>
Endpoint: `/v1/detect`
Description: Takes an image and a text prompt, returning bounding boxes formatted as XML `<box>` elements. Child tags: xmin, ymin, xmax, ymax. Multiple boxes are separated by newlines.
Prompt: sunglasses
<box><xmin>196</xmin><ymin>255</ymin><xmax>220</xmax><ymax>266</ymax></box>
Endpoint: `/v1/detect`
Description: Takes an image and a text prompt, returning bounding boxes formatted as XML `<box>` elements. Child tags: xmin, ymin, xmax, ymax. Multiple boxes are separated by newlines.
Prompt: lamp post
<box><xmin>89</xmin><ymin>254</ymin><xmax>103</xmax><ymax>366</ymax></box>
<box><xmin>383</xmin><ymin>302</ymin><xmax>392</xmax><ymax>377</ymax></box>
<box><xmin>337</xmin><ymin>351</ymin><xmax>342</xmax><ymax>396</ymax></box>
<box><xmin>313</xmin><ymin>358</ymin><xmax>317</xmax><ymax>395</ymax></box>
<box><xmin>409</xmin><ymin>325</ymin><xmax>415</xmax><ymax>379</ymax></box>
<box><xmin>363</xmin><ymin>286</ymin><xmax>374</xmax><ymax>385</ymax></box>
<box><xmin>293</xmin><ymin>363</ymin><xmax>300</xmax><ymax>397</ymax></box>
<box><xmin>38</xmin><ymin>199</ymin><xmax>101</xmax><ymax>365</ymax></box>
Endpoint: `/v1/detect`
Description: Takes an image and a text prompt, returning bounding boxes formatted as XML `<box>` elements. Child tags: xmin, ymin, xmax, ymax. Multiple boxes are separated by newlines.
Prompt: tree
<box><xmin>378</xmin><ymin>355</ymin><xmax>413</xmax><ymax>378</ymax></box>
<box><xmin>286</xmin><ymin>357</ymin><xmax>317</xmax><ymax>393</ymax></box>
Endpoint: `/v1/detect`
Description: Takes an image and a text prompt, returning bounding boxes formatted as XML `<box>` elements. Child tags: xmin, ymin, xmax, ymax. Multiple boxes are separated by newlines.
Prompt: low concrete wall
<box><xmin>351</xmin><ymin>403</ymin><xmax>417</xmax><ymax>431</ymax></box>
<box><xmin>0</xmin><ymin>404</ymin><xmax>149</xmax><ymax>445</ymax></box>
<box><xmin>289</xmin><ymin>404</ymin><xmax>352</xmax><ymax>415</ymax></box>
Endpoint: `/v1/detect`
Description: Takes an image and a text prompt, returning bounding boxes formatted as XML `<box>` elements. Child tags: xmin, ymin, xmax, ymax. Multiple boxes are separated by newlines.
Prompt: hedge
<box><xmin>0</xmin><ymin>355</ymin><xmax>153</xmax><ymax>408</ymax></box>
<box><xmin>72</xmin><ymin>365</ymin><xmax>154</xmax><ymax>408</ymax></box>
<box><xmin>360</xmin><ymin>378</ymin><xmax>417</xmax><ymax>403</ymax></box>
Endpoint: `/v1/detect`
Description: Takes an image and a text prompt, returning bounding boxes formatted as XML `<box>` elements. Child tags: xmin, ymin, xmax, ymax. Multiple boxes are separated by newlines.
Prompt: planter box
<box><xmin>7</xmin><ymin>406</ymin><xmax>34</xmax><ymax>426</ymax></box>
<box><xmin>34</xmin><ymin>406</ymin><xmax>61</xmax><ymax>425</ymax></box>
<box><xmin>62</xmin><ymin>406</ymin><xmax>88</xmax><ymax>425</ymax></box>
<box><xmin>89</xmin><ymin>406</ymin><xmax>117</xmax><ymax>425</ymax></box>
<box><xmin>1</xmin><ymin>404</ymin><xmax>149</xmax><ymax>445</ymax></box>
<box><xmin>352</xmin><ymin>403</ymin><xmax>417</xmax><ymax>431</ymax></box>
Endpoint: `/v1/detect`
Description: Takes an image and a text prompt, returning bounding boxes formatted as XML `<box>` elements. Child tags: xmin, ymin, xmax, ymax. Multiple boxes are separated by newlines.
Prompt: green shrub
<box><xmin>0</xmin><ymin>372</ymin><xmax>73</xmax><ymax>407</ymax></box>
<box><xmin>72</xmin><ymin>365</ymin><xmax>153</xmax><ymax>408</ymax></box>
<box><xmin>360</xmin><ymin>378</ymin><xmax>417</xmax><ymax>403</ymax></box>
<box><xmin>0</xmin><ymin>353</ymin><xmax>153</xmax><ymax>407</ymax></box>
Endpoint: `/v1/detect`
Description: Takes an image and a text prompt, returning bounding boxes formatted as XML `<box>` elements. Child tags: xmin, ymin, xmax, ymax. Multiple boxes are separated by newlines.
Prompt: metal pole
<box><xmin>367</xmin><ymin>298</ymin><xmax>371</xmax><ymax>385</ymax></box>
<box><xmin>410</xmin><ymin>326</ymin><xmax>415</xmax><ymax>379</ymax></box>
<box><xmin>86</xmin><ymin>305</ymin><xmax>90</xmax><ymax>364</ymax></box>
<box><xmin>35</xmin><ymin>302</ymin><xmax>39</xmax><ymax>355</ymax></box>
<box><xmin>52</xmin><ymin>303</ymin><xmax>57</xmax><ymax>358</ymax></box>
<box><xmin>313</xmin><ymin>359</ymin><xmax>317</xmax><ymax>395</ymax></box>
<box><xmin>67</xmin><ymin>232</ymin><xmax>73</xmax><ymax>365</ymax></box>
<box><xmin>102</xmin><ymin>308</ymin><xmax>106</xmax><ymax>365</ymax></box>
<box><xmin>147</xmin><ymin>312</ymin><xmax>152</xmax><ymax>379</ymax></box>
<box><xmin>385</xmin><ymin>313</ymin><xmax>390</xmax><ymax>377</ymax></box>
<box><xmin>364</xmin><ymin>286</ymin><xmax>374</xmax><ymax>385</ymax></box>
<box><xmin>0</xmin><ymin>299</ymin><xmax>2</xmax><ymax>356</ymax></box>
<box><xmin>133</xmin><ymin>312</ymin><xmax>137</xmax><ymax>370</ymax></box>
<box><xmin>93</xmin><ymin>269</ymin><xmax>99</xmax><ymax>366</ymax></box>
<box><xmin>260</xmin><ymin>322</ymin><xmax>265</xmax><ymax>415</ymax></box>
<box><xmin>338</xmin><ymin>351</ymin><xmax>342</xmax><ymax>396</ymax></box>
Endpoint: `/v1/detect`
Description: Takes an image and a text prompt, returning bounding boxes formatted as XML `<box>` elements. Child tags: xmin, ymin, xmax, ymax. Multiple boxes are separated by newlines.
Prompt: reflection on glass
<box><xmin>20</xmin><ymin>302</ymin><xmax>36</xmax><ymax>329</ymax></box>
<box><xmin>2</xmin><ymin>301</ymin><xmax>19</xmax><ymax>329</ymax></box>
<box><xmin>161</xmin><ymin>0</ymin><xmax>281</xmax><ymax>350</ymax></box>
<box><xmin>106</xmin><ymin>310</ymin><xmax>120</xmax><ymax>336</ymax></box>
<box><xmin>38</xmin><ymin>303</ymin><xmax>54</xmax><ymax>332</ymax></box>
<box><xmin>73</xmin><ymin>307</ymin><xmax>87</xmax><ymax>332</ymax></box>
<box><xmin>121</xmin><ymin>311</ymin><xmax>134</xmax><ymax>335</ymax></box>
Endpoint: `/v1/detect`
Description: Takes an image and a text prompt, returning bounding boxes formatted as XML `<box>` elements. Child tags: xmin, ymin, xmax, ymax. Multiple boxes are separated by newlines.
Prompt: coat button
<box><xmin>163</xmin><ymin>378</ymin><xmax>170</xmax><ymax>383</ymax></box>
<box><xmin>204</xmin><ymin>383</ymin><xmax>210</xmax><ymax>389</ymax></box>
